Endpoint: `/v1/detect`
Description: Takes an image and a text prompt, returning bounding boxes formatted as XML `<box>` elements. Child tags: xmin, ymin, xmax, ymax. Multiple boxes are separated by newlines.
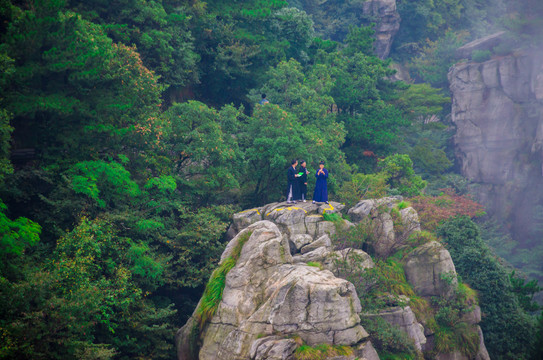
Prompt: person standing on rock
<box><xmin>313</xmin><ymin>161</ymin><xmax>329</xmax><ymax>204</ymax></box>
<box><xmin>286</xmin><ymin>159</ymin><xmax>301</xmax><ymax>204</ymax></box>
<box><xmin>298</xmin><ymin>160</ymin><xmax>309</xmax><ymax>202</ymax></box>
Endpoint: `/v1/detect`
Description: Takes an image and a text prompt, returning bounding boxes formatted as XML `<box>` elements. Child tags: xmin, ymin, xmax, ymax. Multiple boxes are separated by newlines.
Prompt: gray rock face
<box><xmin>404</xmin><ymin>241</ymin><xmax>457</xmax><ymax>298</ymax></box>
<box><xmin>249</xmin><ymin>336</ymin><xmax>297</xmax><ymax>360</ymax></box>
<box><xmin>364</xmin><ymin>306</ymin><xmax>426</xmax><ymax>351</ymax></box>
<box><xmin>323</xmin><ymin>248</ymin><xmax>375</xmax><ymax>275</ymax></box>
<box><xmin>355</xmin><ymin>341</ymin><xmax>380</xmax><ymax>360</ymax></box>
<box><xmin>455</xmin><ymin>31</ymin><xmax>507</xmax><ymax>59</ymax></box>
<box><xmin>301</xmin><ymin>234</ymin><xmax>332</xmax><ymax>254</ymax></box>
<box><xmin>177</xmin><ymin>221</ymin><xmax>368</xmax><ymax>360</ymax></box>
<box><xmin>347</xmin><ymin>197</ymin><xmax>419</xmax><ymax>257</ymax></box>
<box><xmin>476</xmin><ymin>326</ymin><xmax>491</xmax><ymax>360</ymax></box>
<box><xmin>449</xmin><ymin>46</ymin><xmax>543</xmax><ymax>253</ymax></box>
<box><xmin>362</xmin><ymin>0</ymin><xmax>401</xmax><ymax>59</ymax></box>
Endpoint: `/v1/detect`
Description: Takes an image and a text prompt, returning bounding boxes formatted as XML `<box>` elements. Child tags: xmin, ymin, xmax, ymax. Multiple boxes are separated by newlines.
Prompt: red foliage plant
<box><xmin>410</xmin><ymin>189</ymin><xmax>486</xmax><ymax>231</ymax></box>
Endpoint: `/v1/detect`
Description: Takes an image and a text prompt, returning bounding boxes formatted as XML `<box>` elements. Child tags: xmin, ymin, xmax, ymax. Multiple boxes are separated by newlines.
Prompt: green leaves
<box><xmin>68</xmin><ymin>161</ymin><xmax>140</xmax><ymax>208</ymax></box>
<box><xmin>379</xmin><ymin>154</ymin><xmax>427</xmax><ymax>197</ymax></box>
<box><xmin>0</xmin><ymin>200</ymin><xmax>41</xmax><ymax>258</ymax></box>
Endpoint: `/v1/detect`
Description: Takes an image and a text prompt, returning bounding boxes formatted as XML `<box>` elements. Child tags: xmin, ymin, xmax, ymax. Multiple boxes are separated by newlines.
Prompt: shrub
<box><xmin>379</xmin><ymin>154</ymin><xmax>427</xmax><ymax>197</ymax></box>
<box><xmin>360</xmin><ymin>316</ymin><xmax>417</xmax><ymax>356</ymax></box>
<box><xmin>349</xmin><ymin>254</ymin><xmax>415</xmax><ymax>311</ymax></box>
<box><xmin>407</xmin><ymin>230</ymin><xmax>437</xmax><ymax>247</ymax></box>
<box><xmin>396</xmin><ymin>201</ymin><xmax>411</xmax><ymax>210</ymax></box>
<box><xmin>471</xmin><ymin>49</ymin><xmax>492</xmax><ymax>62</ymax></box>
<box><xmin>410</xmin><ymin>189</ymin><xmax>485</xmax><ymax>231</ymax></box>
<box><xmin>335</xmin><ymin>219</ymin><xmax>374</xmax><ymax>252</ymax></box>
<box><xmin>338</xmin><ymin>172</ymin><xmax>388</xmax><ymax>208</ymax></box>
<box><xmin>322</xmin><ymin>212</ymin><xmax>343</xmax><ymax>224</ymax></box>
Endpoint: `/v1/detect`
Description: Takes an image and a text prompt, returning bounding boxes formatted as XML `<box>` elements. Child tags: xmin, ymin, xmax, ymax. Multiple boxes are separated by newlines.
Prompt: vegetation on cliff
<box><xmin>0</xmin><ymin>0</ymin><xmax>541</xmax><ymax>359</ymax></box>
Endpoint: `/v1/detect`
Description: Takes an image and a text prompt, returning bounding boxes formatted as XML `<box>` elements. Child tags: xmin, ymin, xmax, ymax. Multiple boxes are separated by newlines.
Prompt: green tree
<box><xmin>69</xmin><ymin>0</ymin><xmax>200</xmax><ymax>88</ymax></box>
<box><xmin>379</xmin><ymin>154</ymin><xmax>426</xmax><ymax>196</ymax></box>
<box><xmin>239</xmin><ymin>104</ymin><xmax>306</xmax><ymax>204</ymax></box>
<box><xmin>1</xmin><ymin>3</ymin><xmax>162</xmax><ymax>165</ymax></box>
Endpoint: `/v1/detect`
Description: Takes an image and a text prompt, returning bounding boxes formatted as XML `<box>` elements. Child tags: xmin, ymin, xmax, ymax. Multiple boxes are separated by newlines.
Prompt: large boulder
<box><xmin>177</xmin><ymin>221</ymin><xmax>368</xmax><ymax>360</ymax></box>
<box><xmin>403</xmin><ymin>241</ymin><xmax>457</xmax><ymax>298</ymax></box>
<box><xmin>179</xmin><ymin>200</ymin><xmax>492</xmax><ymax>360</ymax></box>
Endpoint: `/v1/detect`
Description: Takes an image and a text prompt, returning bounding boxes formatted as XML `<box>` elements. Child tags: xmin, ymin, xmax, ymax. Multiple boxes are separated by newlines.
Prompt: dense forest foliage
<box><xmin>0</xmin><ymin>0</ymin><xmax>542</xmax><ymax>359</ymax></box>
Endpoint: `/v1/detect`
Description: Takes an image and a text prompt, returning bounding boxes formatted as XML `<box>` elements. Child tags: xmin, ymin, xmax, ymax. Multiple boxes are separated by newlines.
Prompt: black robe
<box><xmin>286</xmin><ymin>166</ymin><xmax>301</xmax><ymax>201</ymax></box>
<box><xmin>299</xmin><ymin>166</ymin><xmax>309</xmax><ymax>200</ymax></box>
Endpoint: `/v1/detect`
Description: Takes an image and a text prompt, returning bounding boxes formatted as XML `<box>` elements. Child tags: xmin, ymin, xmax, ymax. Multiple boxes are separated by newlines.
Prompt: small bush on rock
<box><xmin>360</xmin><ymin>316</ymin><xmax>417</xmax><ymax>357</ymax></box>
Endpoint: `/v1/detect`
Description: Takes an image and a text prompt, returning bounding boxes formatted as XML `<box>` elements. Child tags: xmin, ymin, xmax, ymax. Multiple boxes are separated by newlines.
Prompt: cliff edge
<box><xmin>177</xmin><ymin>199</ymin><xmax>490</xmax><ymax>360</ymax></box>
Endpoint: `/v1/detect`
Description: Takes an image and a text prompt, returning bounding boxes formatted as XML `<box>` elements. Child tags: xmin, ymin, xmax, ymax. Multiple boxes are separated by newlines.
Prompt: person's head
<box><xmin>291</xmin><ymin>159</ymin><xmax>298</xmax><ymax>166</ymax></box>
<box><xmin>261</xmin><ymin>93</ymin><xmax>267</xmax><ymax>99</ymax></box>
<box><xmin>319</xmin><ymin>161</ymin><xmax>325</xmax><ymax>169</ymax></box>
<box><xmin>300</xmin><ymin>160</ymin><xmax>306</xmax><ymax>167</ymax></box>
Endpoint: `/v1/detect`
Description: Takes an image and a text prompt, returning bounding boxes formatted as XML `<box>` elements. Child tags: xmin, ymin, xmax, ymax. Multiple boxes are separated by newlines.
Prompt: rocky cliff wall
<box><xmin>449</xmin><ymin>46</ymin><xmax>543</xmax><ymax>251</ymax></box>
<box><xmin>177</xmin><ymin>199</ymin><xmax>489</xmax><ymax>360</ymax></box>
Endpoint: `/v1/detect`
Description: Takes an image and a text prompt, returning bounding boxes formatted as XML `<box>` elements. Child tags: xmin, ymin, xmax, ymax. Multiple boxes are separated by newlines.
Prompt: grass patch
<box><xmin>294</xmin><ymin>344</ymin><xmax>353</xmax><ymax>360</ymax></box>
<box><xmin>409</xmin><ymin>296</ymin><xmax>437</xmax><ymax>331</ymax></box>
<box><xmin>396</xmin><ymin>201</ymin><xmax>411</xmax><ymax>210</ymax></box>
<box><xmin>307</xmin><ymin>261</ymin><xmax>323</xmax><ymax>270</ymax></box>
<box><xmin>434</xmin><ymin>322</ymin><xmax>479</xmax><ymax>357</ymax></box>
<box><xmin>407</xmin><ymin>230</ymin><xmax>436</xmax><ymax>247</ymax></box>
<box><xmin>457</xmin><ymin>282</ymin><xmax>478</xmax><ymax>306</ymax></box>
<box><xmin>197</xmin><ymin>230</ymin><xmax>252</xmax><ymax>329</ymax></box>
<box><xmin>379</xmin><ymin>351</ymin><xmax>416</xmax><ymax>360</ymax></box>
<box><xmin>323</xmin><ymin>212</ymin><xmax>343</xmax><ymax>224</ymax></box>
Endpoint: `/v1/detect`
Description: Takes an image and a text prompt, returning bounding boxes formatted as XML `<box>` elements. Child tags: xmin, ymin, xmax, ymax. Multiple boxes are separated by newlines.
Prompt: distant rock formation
<box><xmin>449</xmin><ymin>44</ymin><xmax>543</xmax><ymax>251</ymax></box>
<box><xmin>455</xmin><ymin>31</ymin><xmax>507</xmax><ymax>59</ymax></box>
<box><xmin>362</xmin><ymin>0</ymin><xmax>401</xmax><ymax>59</ymax></box>
<box><xmin>291</xmin><ymin>0</ymin><xmax>400</xmax><ymax>59</ymax></box>
<box><xmin>177</xmin><ymin>199</ymin><xmax>489</xmax><ymax>360</ymax></box>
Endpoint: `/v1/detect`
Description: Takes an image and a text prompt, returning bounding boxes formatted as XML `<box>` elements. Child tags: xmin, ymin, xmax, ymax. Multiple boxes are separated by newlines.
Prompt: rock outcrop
<box><xmin>292</xmin><ymin>0</ymin><xmax>400</xmax><ymax>59</ymax></box>
<box><xmin>362</xmin><ymin>0</ymin><xmax>401</xmax><ymax>59</ymax></box>
<box><xmin>404</xmin><ymin>241</ymin><xmax>457</xmax><ymax>298</ymax></box>
<box><xmin>449</xmin><ymin>44</ymin><xmax>543</xmax><ymax>265</ymax></box>
<box><xmin>177</xmin><ymin>198</ymin><xmax>489</xmax><ymax>360</ymax></box>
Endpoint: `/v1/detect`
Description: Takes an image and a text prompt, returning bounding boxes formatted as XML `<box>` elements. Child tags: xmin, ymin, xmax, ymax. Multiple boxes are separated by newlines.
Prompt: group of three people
<box><xmin>286</xmin><ymin>159</ymin><xmax>329</xmax><ymax>204</ymax></box>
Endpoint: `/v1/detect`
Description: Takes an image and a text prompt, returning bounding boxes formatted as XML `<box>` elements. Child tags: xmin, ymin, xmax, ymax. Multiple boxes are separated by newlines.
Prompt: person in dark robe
<box><xmin>286</xmin><ymin>159</ymin><xmax>301</xmax><ymax>204</ymax></box>
<box><xmin>312</xmin><ymin>161</ymin><xmax>329</xmax><ymax>204</ymax></box>
<box><xmin>298</xmin><ymin>160</ymin><xmax>309</xmax><ymax>202</ymax></box>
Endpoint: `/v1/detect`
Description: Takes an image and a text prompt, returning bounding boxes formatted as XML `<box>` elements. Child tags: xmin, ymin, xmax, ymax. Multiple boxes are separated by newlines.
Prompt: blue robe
<box><xmin>313</xmin><ymin>168</ymin><xmax>328</xmax><ymax>202</ymax></box>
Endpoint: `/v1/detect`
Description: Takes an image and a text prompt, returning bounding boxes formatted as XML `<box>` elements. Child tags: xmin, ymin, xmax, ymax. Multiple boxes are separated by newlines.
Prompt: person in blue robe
<box><xmin>286</xmin><ymin>159</ymin><xmax>301</xmax><ymax>204</ymax></box>
<box><xmin>312</xmin><ymin>161</ymin><xmax>329</xmax><ymax>204</ymax></box>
